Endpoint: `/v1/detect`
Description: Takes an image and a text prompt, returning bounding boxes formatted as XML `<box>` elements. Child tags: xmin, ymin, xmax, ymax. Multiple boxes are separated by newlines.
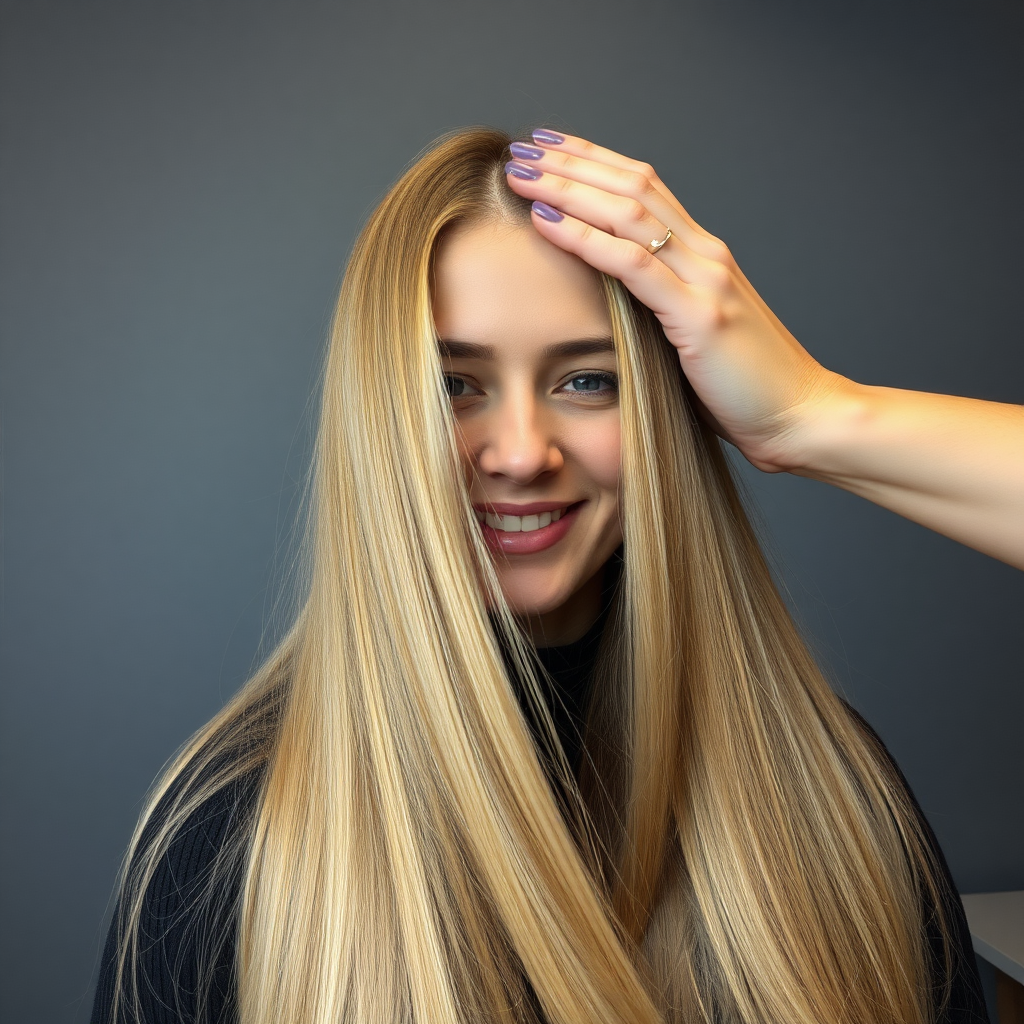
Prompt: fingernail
<box><xmin>532</xmin><ymin>129</ymin><xmax>565</xmax><ymax>144</ymax></box>
<box><xmin>509</xmin><ymin>141</ymin><xmax>545</xmax><ymax>161</ymax></box>
<box><xmin>505</xmin><ymin>160</ymin><xmax>542</xmax><ymax>181</ymax></box>
<box><xmin>532</xmin><ymin>201</ymin><xmax>563</xmax><ymax>223</ymax></box>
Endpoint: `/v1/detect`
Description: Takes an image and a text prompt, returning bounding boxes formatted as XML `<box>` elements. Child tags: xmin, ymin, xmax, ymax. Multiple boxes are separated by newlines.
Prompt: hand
<box><xmin>503</xmin><ymin>131</ymin><xmax>845</xmax><ymax>473</ymax></box>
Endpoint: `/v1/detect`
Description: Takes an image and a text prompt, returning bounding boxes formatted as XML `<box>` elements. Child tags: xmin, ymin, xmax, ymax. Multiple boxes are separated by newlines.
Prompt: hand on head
<box><xmin>504</xmin><ymin>130</ymin><xmax>844</xmax><ymax>474</ymax></box>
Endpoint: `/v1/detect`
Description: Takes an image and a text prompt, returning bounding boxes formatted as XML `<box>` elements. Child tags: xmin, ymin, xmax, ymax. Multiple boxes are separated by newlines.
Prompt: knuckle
<box><xmin>705</xmin><ymin>236</ymin><xmax>733</xmax><ymax>265</ymax></box>
<box><xmin>697</xmin><ymin>295</ymin><xmax>729</xmax><ymax>330</ymax></box>
<box><xmin>624</xmin><ymin>243</ymin><xmax>655</xmax><ymax>273</ymax></box>
<box><xmin>704</xmin><ymin>262</ymin><xmax>732</xmax><ymax>292</ymax></box>
<box><xmin>627</xmin><ymin>160</ymin><xmax>658</xmax><ymax>182</ymax></box>
<box><xmin>621</xmin><ymin>197</ymin><xmax>649</xmax><ymax>225</ymax></box>
<box><xmin>624</xmin><ymin>170</ymin><xmax>655</xmax><ymax>197</ymax></box>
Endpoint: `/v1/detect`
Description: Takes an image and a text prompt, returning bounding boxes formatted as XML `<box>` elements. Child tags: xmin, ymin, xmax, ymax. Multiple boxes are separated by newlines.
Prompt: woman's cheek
<box><xmin>578</xmin><ymin>417</ymin><xmax>621</xmax><ymax>494</ymax></box>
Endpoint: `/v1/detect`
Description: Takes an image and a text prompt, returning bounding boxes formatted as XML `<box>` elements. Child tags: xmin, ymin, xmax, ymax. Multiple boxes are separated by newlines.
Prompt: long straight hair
<box><xmin>108</xmin><ymin>127</ymin><xmax>952</xmax><ymax>1024</ymax></box>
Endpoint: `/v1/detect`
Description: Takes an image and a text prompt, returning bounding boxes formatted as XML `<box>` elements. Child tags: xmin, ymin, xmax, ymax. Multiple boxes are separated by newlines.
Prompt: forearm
<box><xmin>785</xmin><ymin>382</ymin><xmax>1024</xmax><ymax>569</ymax></box>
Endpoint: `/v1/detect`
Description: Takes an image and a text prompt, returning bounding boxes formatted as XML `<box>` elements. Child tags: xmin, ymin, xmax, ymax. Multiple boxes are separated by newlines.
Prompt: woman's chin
<box><xmin>495</xmin><ymin>578</ymin><xmax>574</xmax><ymax>620</ymax></box>
<box><xmin>480</xmin><ymin>583</ymin><xmax>566</xmax><ymax>619</ymax></box>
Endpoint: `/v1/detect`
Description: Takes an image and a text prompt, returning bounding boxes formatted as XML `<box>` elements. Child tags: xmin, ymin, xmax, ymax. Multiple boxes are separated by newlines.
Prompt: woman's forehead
<box><xmin>432</xmin><ymin>220</ymin><xmax>610</xmax><ymax>350</ymax></box>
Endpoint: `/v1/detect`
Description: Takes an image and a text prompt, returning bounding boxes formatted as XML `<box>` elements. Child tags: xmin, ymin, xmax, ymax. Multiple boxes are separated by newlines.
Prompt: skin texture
<box><xmin>432</xmin><ymin>219</ymin><xmax>624</xmax><ymax>646</ymax></box>
<box><xmin>503</xmin><ymin>133</ymin><xmax>1024</xmax><ymax>571</ymax></box>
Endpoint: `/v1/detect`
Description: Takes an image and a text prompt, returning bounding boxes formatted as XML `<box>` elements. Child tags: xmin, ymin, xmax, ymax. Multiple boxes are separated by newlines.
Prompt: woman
<box><xmin>92</xmin><ymin>127</ymin><xmax>988</xmax><ymax>1024</ymax></box>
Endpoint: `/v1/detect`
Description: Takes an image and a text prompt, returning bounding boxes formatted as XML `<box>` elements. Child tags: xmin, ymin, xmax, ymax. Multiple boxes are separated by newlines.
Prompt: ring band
<box><xmin>648</xmin><ymin>227</ymin><xmax>672</xmax><ymax>253</ymax></box>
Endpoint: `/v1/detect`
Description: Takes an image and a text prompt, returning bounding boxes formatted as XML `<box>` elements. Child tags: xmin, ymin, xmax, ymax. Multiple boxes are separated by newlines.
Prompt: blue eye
<box><xmin>441</xmin><ymin>372</ymin><xmax>617</xmax><ymax>401</ymax></box>
<box><xmin>563</xmin><ymin>372</ymin><xmax>618</xmax><ymax>396</ymax></box>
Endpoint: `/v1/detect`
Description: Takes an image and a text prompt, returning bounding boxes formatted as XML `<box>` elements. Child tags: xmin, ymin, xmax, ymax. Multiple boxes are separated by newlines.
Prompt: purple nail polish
<box><xmin>532</xmin><ymin>201</ymin><xmax>563</xmax><ymax>223</ymax></box>
<box><xmin>505</xmin><ymin>160</ymin><xmax>542</xmax><ymax>181</ymax></box>
<box><xmin>510</xmin><ymin>141</ymin><xmax>545</xmax><ymax>161</ymax></box>
<box><xmin>532</xmin><ymin>128</ymin><xmax>565</xmax><ymax>145</ymax></box>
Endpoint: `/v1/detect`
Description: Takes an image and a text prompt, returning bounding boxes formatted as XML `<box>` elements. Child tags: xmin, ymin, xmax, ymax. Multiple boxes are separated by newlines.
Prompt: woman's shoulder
<box><xmin>91</xmin><ymin>768</ymin><xmax>263</xmax><ymax>1024</ymax></box>
<box><xmin>160</xmin><ymin>769</ymin><xmax>262</xmax><ymax>866</ymax></box>
<box><xmin>122</xmin><ymin>761</ymin><xmax>265</xmax><ymax>905</ymax></box>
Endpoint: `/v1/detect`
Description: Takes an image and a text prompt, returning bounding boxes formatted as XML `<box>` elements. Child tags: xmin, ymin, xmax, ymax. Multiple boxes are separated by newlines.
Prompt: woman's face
<box><xmin>432</xmin><ymin>218</ymin><xmax>622</xmax><ymax>645</ymax></box>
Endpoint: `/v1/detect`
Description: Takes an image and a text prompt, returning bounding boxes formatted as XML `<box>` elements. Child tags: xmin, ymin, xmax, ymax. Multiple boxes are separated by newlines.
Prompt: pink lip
<box><xmin>479</xmin><ymin>501</ymin><xmax>585</xmax><ymax>555</ymax></box>
<box><xmin>474</xmin><ymin>500</ymin><xmax>577</xmax><ymax>516</ymax></box>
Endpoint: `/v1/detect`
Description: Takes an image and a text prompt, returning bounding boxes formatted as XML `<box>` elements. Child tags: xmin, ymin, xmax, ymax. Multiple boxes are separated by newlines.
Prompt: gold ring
<box><xmin>648</xmin><ymin>227</ymin><xmax>672</xmax><ymax>254</ymax></box>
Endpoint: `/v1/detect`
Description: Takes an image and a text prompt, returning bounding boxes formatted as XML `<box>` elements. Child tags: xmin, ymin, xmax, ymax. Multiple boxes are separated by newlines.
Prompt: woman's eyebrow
<box><xmin>437</xmin><ymin>337</ymin><xmax>615</xmax><ymax>360</ymax></box>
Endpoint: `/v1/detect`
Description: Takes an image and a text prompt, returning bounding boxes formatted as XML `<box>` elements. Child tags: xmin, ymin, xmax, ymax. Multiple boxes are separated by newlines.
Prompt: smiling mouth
<box><xmin>474</xmin><ymin>501</ymin><xmax>583</xmax><ymax>533</ymax></box>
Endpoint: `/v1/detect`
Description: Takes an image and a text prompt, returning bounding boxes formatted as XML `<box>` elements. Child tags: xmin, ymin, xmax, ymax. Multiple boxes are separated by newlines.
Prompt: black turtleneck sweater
<box><xmin>90</xmin><ymin>614</ymin><xmax>989</xmax><ymax>1023</ymax></box>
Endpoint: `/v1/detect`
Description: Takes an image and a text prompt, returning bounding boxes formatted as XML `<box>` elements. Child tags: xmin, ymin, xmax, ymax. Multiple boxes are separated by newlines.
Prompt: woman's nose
<box><xmin>475</xmin><ymin>393</ymin><xmax>564</xmax><ymax>484</ymax></box>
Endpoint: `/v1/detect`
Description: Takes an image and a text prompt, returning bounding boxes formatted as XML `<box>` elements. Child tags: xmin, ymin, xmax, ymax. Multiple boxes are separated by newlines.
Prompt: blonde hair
<box><xmin>107</xmin><ymin>127</ymin><xmax>952</xmax><ymax>1023</ymax></box>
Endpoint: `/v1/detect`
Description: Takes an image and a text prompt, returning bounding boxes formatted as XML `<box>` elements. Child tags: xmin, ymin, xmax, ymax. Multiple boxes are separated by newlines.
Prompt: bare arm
<box><xmin>503</xmin><ymin>130</ymin><xmax>1024</xmax><ymax>570</ymax></box>
<box><xmin>784</xmin><ymin>382</ymin><xmax>1024</xmax><ymax>570</ymax></box>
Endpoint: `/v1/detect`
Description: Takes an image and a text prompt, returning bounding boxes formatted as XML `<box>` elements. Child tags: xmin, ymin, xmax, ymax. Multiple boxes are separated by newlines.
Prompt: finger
<box><xmin>529</xmin><ymin>130</ymin><xmax>663</xmax><ymax>180</ymax></box>
<box><xmin>526</xmin><ymin>199</ymin><xmax>711</xmax><ymax>336</ymax></box>
<box><xmin>522</xmin><ymin>131</ymin><xmax>727</xmax><ymax>260</ymax></box>
<box><xmin>504</xmin><ymin>162</ymin><xmax>731</xmax><ymax>292</ymax></box>
<box><xmin>509</xmin><ymin>142</ymin><xmax>722</xmax><ymax>262</ymax></box>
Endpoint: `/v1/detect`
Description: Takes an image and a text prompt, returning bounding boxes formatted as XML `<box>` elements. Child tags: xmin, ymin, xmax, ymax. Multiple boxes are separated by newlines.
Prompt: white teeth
<box><xmin>486</xmin><ymin>513</ymin><xmax>521</xmax><ymax>532</ymax></box>
<box><xmin>479</xmin><ymin>506</ymin><xmax>571</xmax><ymax>533</ymax></box>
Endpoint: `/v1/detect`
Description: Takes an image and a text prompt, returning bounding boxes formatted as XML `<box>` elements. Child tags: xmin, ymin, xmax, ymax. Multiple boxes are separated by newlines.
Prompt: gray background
<box><xmin>1</xmin><ymin>1</ymin><xmax>1021</xmax><ymax>1021</ymax></box>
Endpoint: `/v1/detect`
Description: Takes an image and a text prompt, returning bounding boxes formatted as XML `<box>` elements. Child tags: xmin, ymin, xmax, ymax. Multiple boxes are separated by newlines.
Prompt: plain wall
<box><xmin>1</xmin><ymin>1</ymin><xmax>1021</xmax><ymax>1020</ymax></box>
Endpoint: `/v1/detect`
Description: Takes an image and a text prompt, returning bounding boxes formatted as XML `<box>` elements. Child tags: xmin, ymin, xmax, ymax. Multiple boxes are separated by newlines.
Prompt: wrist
<box><xmin>768</xmin><ymin>373</ymin><xmax>873</xmax><ymax>478</ymax></box>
